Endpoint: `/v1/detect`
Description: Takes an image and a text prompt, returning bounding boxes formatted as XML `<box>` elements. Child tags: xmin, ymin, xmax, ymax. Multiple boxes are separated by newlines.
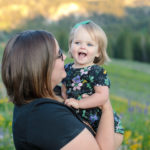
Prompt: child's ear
<box><xmin>96</xmin><ymin>51</ymin><xmax>100</xmax><ymax>57</ymax></box>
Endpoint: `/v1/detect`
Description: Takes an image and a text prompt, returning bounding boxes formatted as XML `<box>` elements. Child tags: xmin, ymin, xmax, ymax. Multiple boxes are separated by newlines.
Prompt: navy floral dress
<box><xmin>62</xmin><ymin>63</ymin><xmax>124</xmax><ymax>134</ymax></box>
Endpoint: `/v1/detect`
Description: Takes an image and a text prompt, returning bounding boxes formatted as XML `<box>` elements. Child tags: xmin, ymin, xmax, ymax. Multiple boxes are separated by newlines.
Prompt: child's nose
<box><xmin>80</xmin><ymin>43</ymin><xmax>86</xmax><ymax>50</ymax></box>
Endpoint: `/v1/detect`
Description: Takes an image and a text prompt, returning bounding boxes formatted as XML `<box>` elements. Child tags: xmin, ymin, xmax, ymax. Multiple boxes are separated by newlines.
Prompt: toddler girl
<box><xmin>62</xmin><ymin>20</ymin><xmax>124</xmax><ymax>135</ymax></box>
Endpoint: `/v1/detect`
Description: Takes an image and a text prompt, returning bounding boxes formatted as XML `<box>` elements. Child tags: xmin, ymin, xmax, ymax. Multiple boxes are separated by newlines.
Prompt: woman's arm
<box><xmin>96</xmin><ymin>99</ymin><xmax>115</xmax><ymax>150</ymax></box>
<box><xmin>62</xmin><ymin>99</ymin><xmax>115</xmax><ymax>150</ymax></box>
<box><xmin>65</xmin><ymin>86</ymin><xmax>109</xmax><ymax>109</ymax></box>
<box><xmin>61</xmin><ymin>128</ymin><xmax>100</xmax><ymax>150</ymax></box>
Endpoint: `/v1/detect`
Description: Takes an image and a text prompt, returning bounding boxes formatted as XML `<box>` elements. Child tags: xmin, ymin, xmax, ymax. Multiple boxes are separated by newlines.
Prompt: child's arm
<box><xmin>65</xmin><ymin>86</ymin><xmax>109</xmax><ymax>109</ymax></box>
<box><xmin>79</xmin><ymin>86</ymin><xmax>109</xmax><ymax>109</ymax></box>
<box><xmin>61</xmin><ymin>84</ymin><xmax>68</xmax><ymax>100</ymax></box>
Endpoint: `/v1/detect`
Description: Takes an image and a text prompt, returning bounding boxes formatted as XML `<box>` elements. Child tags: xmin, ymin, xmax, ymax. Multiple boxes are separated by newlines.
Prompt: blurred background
<box><xmin>0</xmin><ymin>0</ymin><xmax>150</xmax><ymax>149</ymax></box>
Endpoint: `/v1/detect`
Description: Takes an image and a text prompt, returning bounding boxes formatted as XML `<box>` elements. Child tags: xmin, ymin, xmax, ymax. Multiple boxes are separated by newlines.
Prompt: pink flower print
<box><xmin>88</xmin><ymin>66</ymin><xmax>91</xmax><ymax>70</ymax></box>
<box><xmin>80</xmin><ymin>68</ymin><xmax>88</xmax><ymax>75</ymax></box>
<box><xmin>72</xmin><ymin>82</ymin><xmax>83</xmax><ymax>91</ymax></box>
<box><xmin>72</xmin><ymin>75</ymin><xmax>83</xmax><ymax>91</ymax></box>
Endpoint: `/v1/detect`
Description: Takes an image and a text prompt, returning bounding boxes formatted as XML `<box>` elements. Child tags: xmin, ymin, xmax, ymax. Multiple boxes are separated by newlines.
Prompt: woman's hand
<box><xmin>99</xmin><ymin>99</ymin><xmax>113</xmax><ymax>112</ymax></box>
<box><xmin>96</xmin><ymin>98</ymin><xmax>115</xmax><ymax>150</ymax></box>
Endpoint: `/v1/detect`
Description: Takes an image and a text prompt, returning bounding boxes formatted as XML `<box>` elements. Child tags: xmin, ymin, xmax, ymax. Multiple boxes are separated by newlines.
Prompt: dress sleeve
<box><xmin>92</xmin><ymin>66</ymin><xmax>111</xmax><ymax>88</ymax></box>
<box><xmin>27</xmin><ymin>102</ymin><xmax>85</xmax><ymax>150</ymax></box>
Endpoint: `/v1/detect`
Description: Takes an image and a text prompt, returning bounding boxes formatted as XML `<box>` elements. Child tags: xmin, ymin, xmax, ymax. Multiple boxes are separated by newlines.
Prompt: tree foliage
<box><xmin>0</xmin><ymin>7</ymin><xmax>150</xmax><ymax>63</ymax></box>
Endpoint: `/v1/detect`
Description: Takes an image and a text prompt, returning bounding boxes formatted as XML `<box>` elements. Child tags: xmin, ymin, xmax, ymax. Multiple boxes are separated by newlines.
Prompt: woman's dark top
<box><xmin>12</xmin><ymin>98</ymin><xmax>87</xmax><ymax>150</ymax></box>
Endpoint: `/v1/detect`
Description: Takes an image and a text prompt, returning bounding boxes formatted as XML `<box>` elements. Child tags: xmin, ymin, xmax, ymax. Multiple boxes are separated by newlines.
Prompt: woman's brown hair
<box><xmin>1</xmin><ymin>30</ymin><xmax>57</xmax><ymax>105</ymax></box>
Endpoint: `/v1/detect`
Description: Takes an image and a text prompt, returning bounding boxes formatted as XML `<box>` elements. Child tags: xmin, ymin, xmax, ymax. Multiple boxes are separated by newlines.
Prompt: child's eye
<box><xmin>87</xmin><ymin>43</ymin><xmax>93</xmax><ymax>46</ymax></box>
<box><xmin>75</xmin><ymin>41</ymin><xmax>80</xmax><ymax>45</ymax></box>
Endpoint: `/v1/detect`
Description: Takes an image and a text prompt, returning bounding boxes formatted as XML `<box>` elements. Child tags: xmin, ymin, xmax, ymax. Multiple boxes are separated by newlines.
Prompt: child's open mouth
<box><xmin>78</xmin><ymin>52</ymin><xmax>87</xmax><ymax>59</ymax></box>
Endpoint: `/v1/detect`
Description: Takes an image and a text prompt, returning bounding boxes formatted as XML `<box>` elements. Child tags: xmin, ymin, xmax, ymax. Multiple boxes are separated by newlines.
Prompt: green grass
<box><xmin>0</xmin><ymin>56</ymin><xmax>150</xmax><ymax>149</ymax></box>
<box><xmin>104</xmin><ymin>59</ymin><xmax>150</xmax><ymax>105</ymax></box>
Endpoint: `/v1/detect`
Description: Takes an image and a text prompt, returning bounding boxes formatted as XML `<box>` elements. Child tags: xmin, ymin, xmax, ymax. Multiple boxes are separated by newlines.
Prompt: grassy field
<box><xmin>0</xmin><ymin>56</ymin><xmax>150</xmax><ymax>150</ymax></box>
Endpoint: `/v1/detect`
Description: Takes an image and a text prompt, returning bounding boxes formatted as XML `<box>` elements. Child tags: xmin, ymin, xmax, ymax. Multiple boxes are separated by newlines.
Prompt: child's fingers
<box><xmin>99</xmin><ymin>106</ymin><xmax>102</xmax><ymax>109</ymax></box>
<box><xmin>65</xmin><ymin>101</ymin><xmax>74</xmax><ymax>107</ymax></box>
<box><xmin>82</xmin><ymin>94</ymin><xmax>89</xmax><ymax>98</ymax></box>
<box><xmin>71</xmin><ymin>101</ymin><xmax>77</xmax><ymax>107</ymax></box>
<box><xmin>64</xmin><ymin>99</ymin><xmax>79</xmax><ymax>109</ymax></box>
<box><xmin>70</xmin><ymin>101</ymin><xmax>79</xmax><ymax>109</ymax></box>
<box><xmin>64</xmin><ymin>99</ymin><xmax>71</xmax><ymax>106</ymax></box>
<box><xmin>64</xmin><ymin>99</ymin><xmax>69</xmax><ymax>104</ymax></box>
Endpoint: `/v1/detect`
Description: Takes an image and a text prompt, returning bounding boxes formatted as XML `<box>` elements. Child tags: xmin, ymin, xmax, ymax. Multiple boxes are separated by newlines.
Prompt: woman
<box><xmin>1</xmin><ymin>30</ymin><xmax>115</xmax><ymax>150</ymax></box>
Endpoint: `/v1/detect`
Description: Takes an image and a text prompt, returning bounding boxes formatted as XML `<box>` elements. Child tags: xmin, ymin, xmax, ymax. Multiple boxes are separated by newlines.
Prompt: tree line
<box><xmin>0</xmin><ymin>7</ymin><xmax>150</xmax><ymax>63</ymax></box>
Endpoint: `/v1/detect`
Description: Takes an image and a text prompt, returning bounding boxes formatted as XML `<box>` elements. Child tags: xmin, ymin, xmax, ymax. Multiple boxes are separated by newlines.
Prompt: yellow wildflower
<box><xmin>137</xmin><ymin>135</ymin><xmax>143</xmax><ymax>141</ymax></box>
<box><xmin>133</xmin><ymin>138</ymin><xmax>138</xmax><ymax>143</ymax></box>
<box><xmin>103</xmin><ymin>70</ymin><xmax>107</xmax><ymax>74</ymax></box>
<box><xmin>0</xmin><ymin>114</ymin><xmax>4</xmax><ymax>126</ymax></box>
<box><xmin>148</xmin><ymin>140</ymin><xmax>150</xmax><ymax>146</ymax></box>
<box><xmin>130</xmin><ymin>143</ymin><xmax>141</xmax><ymax>150</ymax></box>
<box><xmin>82</xmin><ymin>80</ymin><xmax>87</xmax><ymax>84</ymax></box>
<box><xmin>124</xmin><ymin>130</ymin><xmax>132</xmax><ymax>141</ymax></box>
<box><xmin>145</xmin><ymin>120</ymin><xmax>150</xmax><ymax>126</ymax></box>
<box><xmin>9</xmin><ymin>121</ymin><xmax>12</xmax><ymax>127</ymax></box>
<box><xmin>0</xmin><ymin>98</ymin><xmax>8</xmax><ymax>104</ymax></box>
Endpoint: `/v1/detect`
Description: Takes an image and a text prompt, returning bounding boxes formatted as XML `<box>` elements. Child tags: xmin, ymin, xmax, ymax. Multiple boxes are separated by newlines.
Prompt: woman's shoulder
<box><xmin>13</xmin><ymin>98</ymin><xmax>86</xmax><ymax>149</ymax></box>
<box><xmin>29</xmin><ymin>98</ymin><xmax>70</xmax><ymax>113</ymax></box>
<box><xmin>28</xmin><ymin>98</ymin><xmax>86</xmax><ymax>149</ymax></box>
<box><xmin>14</xmin><ymin>98</ymin><xmax>70</xmax><ymax>119</ymax></box>
<box><xmin>27</xmin><ymin>98</ymin><xmax>85</xmax><ymax>123</ymax></box>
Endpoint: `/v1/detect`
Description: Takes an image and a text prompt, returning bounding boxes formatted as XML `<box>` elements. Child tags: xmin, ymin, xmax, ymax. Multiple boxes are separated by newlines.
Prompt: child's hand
<box><xmin>65</xmin><ymin>98</ymin><xmax>79</xmax><ymax>109</ymax></box>
<box><xmin>82</xmin><ymin>94</ymin><xmax>89</xmax><ymax>98</ymax></box>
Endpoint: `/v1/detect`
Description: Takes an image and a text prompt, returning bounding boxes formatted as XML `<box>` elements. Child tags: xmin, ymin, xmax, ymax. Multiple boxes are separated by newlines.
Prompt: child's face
<box><xmin>70</xmin><ymin>26</ymin><xmax>99</xmax><ymax>68</ymax></box>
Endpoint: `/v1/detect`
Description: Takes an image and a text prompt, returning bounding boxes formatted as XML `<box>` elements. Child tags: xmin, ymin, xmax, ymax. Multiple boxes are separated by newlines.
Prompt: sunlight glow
<box><xmin>124</xmin><ymin>0</ymin><xmax>136</xmax><ymax>6</ymax></box>
<box><xmin>9</xmin><ymin>4</ymin><xmax>29</xmax><ymax>17</ymax></box>
<box><xmin>51</xmin><ymin>3</ymin><xmax>84</xmax><ymax>20</ymax></box>
<box><xmin>124</xmin><ymin>0</ymin><xmax>150</xmax><ymax>6</ymax></box>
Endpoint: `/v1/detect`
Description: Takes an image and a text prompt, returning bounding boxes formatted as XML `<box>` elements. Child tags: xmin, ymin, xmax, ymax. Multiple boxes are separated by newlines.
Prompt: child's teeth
<box><xmin>79</xmin><ymin>52</ymin><xmax>86</xmax><ymax>59</ymax></box>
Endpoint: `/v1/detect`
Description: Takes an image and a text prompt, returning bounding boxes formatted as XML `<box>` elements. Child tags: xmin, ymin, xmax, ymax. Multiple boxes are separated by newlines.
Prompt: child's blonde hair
<box><xmin>69</xmin><ymin>20</ymin><xmax>110</xmax><ymax>65</ymax></box>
